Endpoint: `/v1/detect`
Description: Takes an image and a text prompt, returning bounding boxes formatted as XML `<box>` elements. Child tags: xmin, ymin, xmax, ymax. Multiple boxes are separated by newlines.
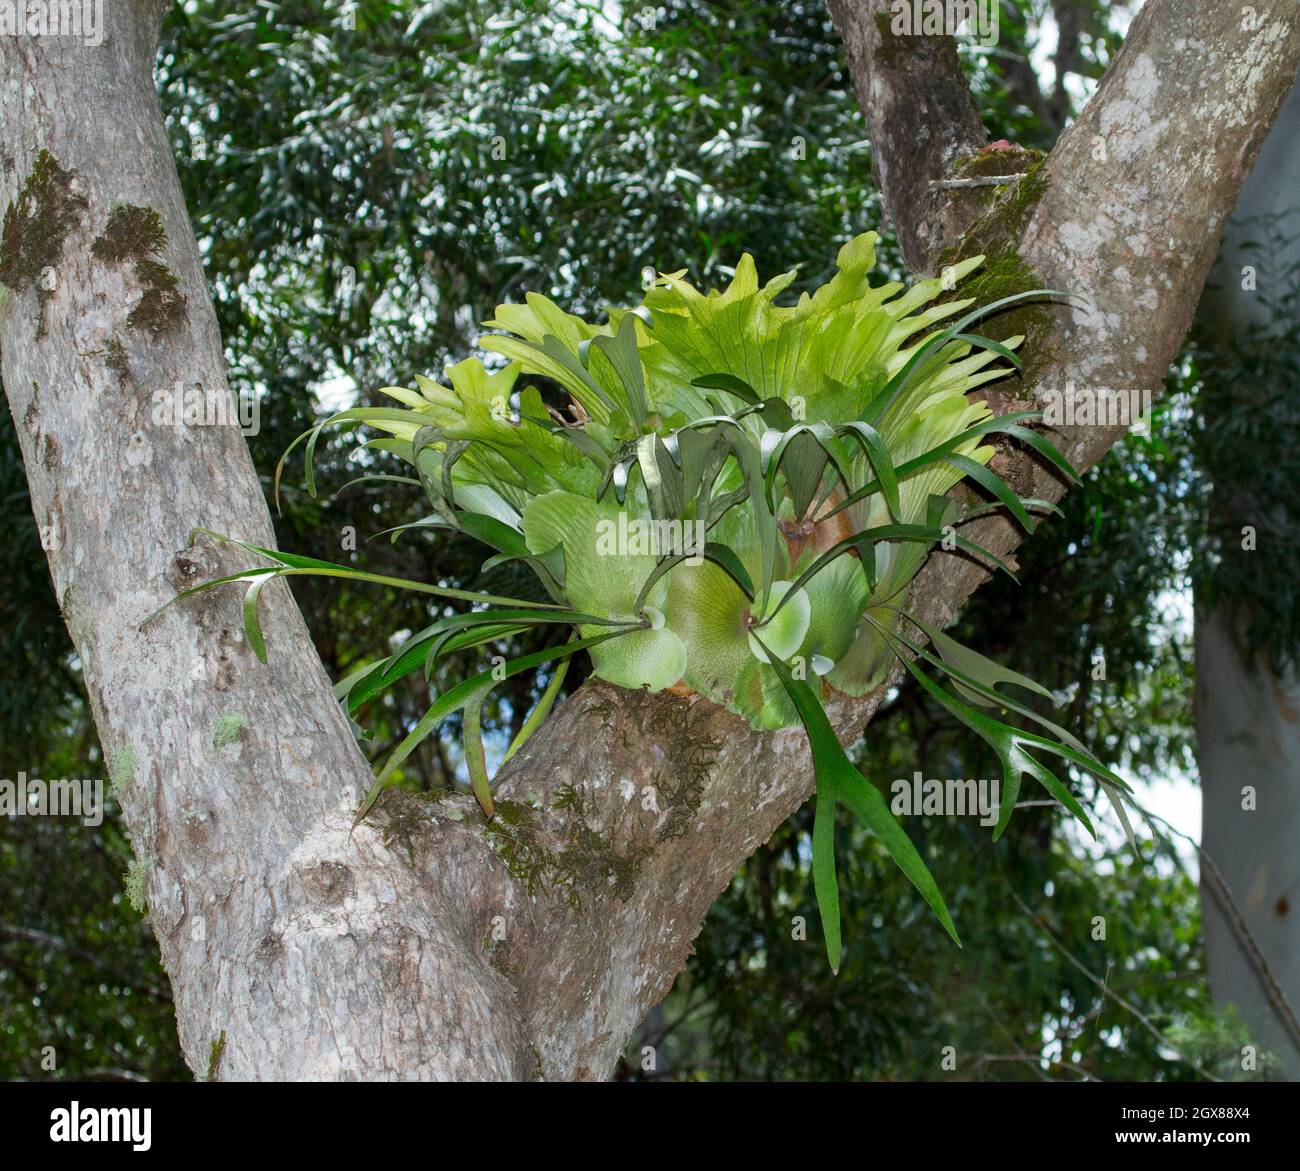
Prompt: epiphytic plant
<box><xmin>167</xmin><ymin>233</ymin><xmax>1129</xmax><ymax>967</ymax></box>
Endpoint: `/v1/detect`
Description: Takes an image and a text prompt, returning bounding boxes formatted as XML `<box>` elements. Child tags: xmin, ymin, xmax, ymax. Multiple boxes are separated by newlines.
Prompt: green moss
<box><xmin>212</xmin><ymin>712</ymin><xmax>245</xmax><ymax>750</ymax></box>
<box><xmin>0</xmin><ymin>151</ymin><xmax>87</xmax><ymax>293</ymax></box>
<box><xmin>103</xmin><ymin>337</ymin><xmax>130</xmax><ymax>384</ymax></box>
<box><xmin>647</xmin><ymin>707</ymin><xmax>721</xmax><ymax>844</ymax></box>
<box><xmin>123</xmin><ymin>852</ymin><xmax>152</xmax><ymax>915</ymax></box>
<box><xmin>91</xmin><ymin>203</ymin><xmax>187</xmax><ymax>336</ymax></box>
<box><xmin>485</xmin><ymin>787</ymin><xmax>642</xmax><ymax>906</ymax></box>
<box><xmin>941</xmin><ymin>153</ymin><xmax>1050</xmax><ymax>263</ymax></box>
<box><xmin>953</xmin><ymin>145</ymin><xmax>1047</xmax><ymax>181</ymax></box>
<box><xmin>553</xmin><ymin>783</ymin><xmax>641</xmax><ymax>898</ymax></box>
<box><xmin>578</xmin><ymin>695</ymin><xmax>617</xmax><ymax>731</ymax></box>
<box><xmin>127</xmin><ymin>258</ymin><xmax>186</xmax><ymax>335</ymax></box>
<box><xmin>486</xmin><ymin>938</ymin><xmax>514</xmax><ymax>985</ymax></box>
<box><xmin>958</xmin><ymin>251</ymin><xmax>1055</xmax><ymax>349</ymax></box>
<box><xmin>485</xmin><ymin>798</ymin><xmax>551</xmax><ymax>896</ymax></box>
<box><xmin>92</xmin><ymin>205</ymin><xmax>167</xmax><ymax>264</ymax></box>
<box><xmin>937</xmin><ymin>157</ymin><xmax>1056</xmax><ymax>376</ymax></box>
<box><xmin>206</xmin><ymin>1030</ymin><xmax>226</xmax><ymax>1081</ymax></box>
<box><xmin>374</xmin><ymin>789</ymin><xmax>443</xmax><ymax>866</ymax></box>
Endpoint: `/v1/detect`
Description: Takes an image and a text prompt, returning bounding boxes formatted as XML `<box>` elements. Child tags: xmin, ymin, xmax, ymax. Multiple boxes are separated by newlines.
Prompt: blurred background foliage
<box><xmin>0</xmin><ymin>0</ymin><xmax>1277</xmax><ymax>1080</ymax></box>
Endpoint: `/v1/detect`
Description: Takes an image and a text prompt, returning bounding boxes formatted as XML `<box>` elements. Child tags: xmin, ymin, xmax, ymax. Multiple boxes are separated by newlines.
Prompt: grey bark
<box><xmin>2</xmin><ymin>0</ymin><xmax>1298</xmax><ymax>1080</ymax></box>
<box><xmin>826</xmin><ymin>0</ymin><xmax>988</xmax><ymax>271</ymax></box>
<box><xmin>0</xmin><ymin>2</ymin><xmax>521</xmax><ymax>1080</ymax></box>
<box><xmin>1195</xmin><ymin>79</ymin><xmax>1300</xmax><ymax>1078</ymax></box>
<box><xmin>1197</xmin><ymin>610</ymin><xmax>1300</xmax><ymax>1075</ymax></box>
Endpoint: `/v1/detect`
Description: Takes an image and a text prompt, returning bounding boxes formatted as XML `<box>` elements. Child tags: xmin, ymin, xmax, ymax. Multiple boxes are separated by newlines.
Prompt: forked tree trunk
<box><xmin>2</xmin><ymin>0</ymin><xmax>1297</xmax><ymax>1079</ymax></box>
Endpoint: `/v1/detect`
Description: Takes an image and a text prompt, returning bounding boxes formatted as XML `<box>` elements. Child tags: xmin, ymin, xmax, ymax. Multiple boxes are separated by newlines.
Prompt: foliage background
<box><xmin>0</xmin><ymin>0</ymin><xmax>1278</xmax><ymax>1081</ymax></box>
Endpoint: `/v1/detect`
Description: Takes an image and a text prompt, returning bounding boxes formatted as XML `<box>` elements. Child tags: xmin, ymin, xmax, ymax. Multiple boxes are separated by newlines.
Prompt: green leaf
<box><xmin>346</xmin><ymin>622</ymin><xmax>529</xmax><ymax>714</ymax></box>
<box><xmin>811</xmin><ymin>789</ymin><xmax>842</xmax><ymax>974</ymax></box>
<box><xmin>690</xmin><ymin>372</ymin><xmax>761</xmax><ymax>405</ymax></box>
<box><xmin>355</xmin><ymin>628</ymin><xmax>631</xmax><ymax>825</ymax></box>
<box><xmin>747</xmin><ymin>581</ymin><xmax>811</xmax><ymax>661</ymax></box>
<box><xmin>999</xmin><ymin>421</ymin><xmax>1080</xmax><ymax>484</ymax></box>
<box><xmin>951</xmin><ymin>331</ymin><xmax>1022</xmax><ymax>368</ymax></box>
<box><xmin>534</xmin><ymin>333</ymin><xmax>620</xmax><ymax>419</ymax></box>
<box><xmin>867</xmin><ymin>290</ymin><xmax>1064</xmax><ymax>426</ymax></box>
<box><xmin>839</xmin><ymin>422</ymin><xmax>901</xmax><ymax>522</ymax></box>
<box><xmin>636</xmin><ymin>432</ymin><xmax>684</xmax><ymax>519</ymax></box>
<box><xmin>765</xmin><ymin>427</ymin><xmax>833</xmax><ymax>522</ymax></box>
<box><xmin>147</xmin><ymin>530</ymin><xmax>562</xmax><ymax>621</ymax></box>
<box><xmin>503</xmin><ymin>657</ymin><xmax>570</xmax><ymax>762</ymax></box>
<box><xmin>944</xmin><ymin>451</ymin><xmax>1035</xmax><ymax>532</ymax></box>
<box><xmin>900</xmin><ymin>609</ymin><xmax>1054</xmax><ymax>709</ymax></box>
<box><xmin>592</xmin><ymin>312</ymin><xmax>650</xmax><ymax>429</ymax></box>
<box><xmin>240</xmin><ymin>572</ymin><xmax>276</xmax><ymax>664</ymax></box>
<box><xmin>462</xmin><ymin>695</ymin><xmax>493</xmax><ymax>818</ymax></box>
<box><xmin>826</xmin><ymin>410</ymin><xmax>1041</xmax><ymax>519</ymax></box>
<box><xmin>632</xmin><ymin>540</ymin><xmax>755</xmax><ymax>615</ymax></box>
<box><xmin>888</xmin><ymin>640</ymin><xmax>1101</xmax><ymax>841</ymax></box>
<box><xmin>757</xmin><ymin>639</ymin><xmax>960</xmax><ymax>968</ymax></box>
<box><xmin>775</xmin><ymin>521</ymin><xmax>1018</xmax><ymax>615</ymax></box>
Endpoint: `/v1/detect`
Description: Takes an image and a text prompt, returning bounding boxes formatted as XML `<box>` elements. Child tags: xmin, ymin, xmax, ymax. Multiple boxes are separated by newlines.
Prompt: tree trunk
<box><xmin>825</xmin><ymin>0</ymin><xmax>987</xmax><ymax>271</ymax></box>
<box><xmin>1197</xmin><ymin>609</ymin><xmax>1300</xmax><ymax>1074</ymax></box>
<box><xmin>2</xmin><ymin>0</ymin><xmax>1297</xmax><ymax>1080</ymax></box>
<box><xmin>1195</xmin><ymin>79</ymin><xmax>1300</xmax><ymax>1077</ymax></box>
<box><xmin>0</xmin><ymin>2</ymin><xmax>521</xmax><ymax>1080</ymax></box>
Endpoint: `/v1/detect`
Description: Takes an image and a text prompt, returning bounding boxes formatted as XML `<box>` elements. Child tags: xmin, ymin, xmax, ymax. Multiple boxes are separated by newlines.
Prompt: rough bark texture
<box><xmin>2</xmin><ymin>0</ymin><xmax>1298</xmax><ymax>1080</ymax></box>
<box><xmin>0</xmin><ymin>2</ymin><xmax>521</xmax><ymax>1080</ymax></box>
<box><xmin>826</xmin><ymin>0</ymin><xmax>987</xmax><ymax>271</ymax></box>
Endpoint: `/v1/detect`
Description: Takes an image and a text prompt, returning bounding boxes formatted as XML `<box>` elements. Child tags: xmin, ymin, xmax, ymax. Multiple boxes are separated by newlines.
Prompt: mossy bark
<box><xmin>2</xmin><ymin>0</ymin><xmax>1298</xmax><ymax>1083</ymax></box>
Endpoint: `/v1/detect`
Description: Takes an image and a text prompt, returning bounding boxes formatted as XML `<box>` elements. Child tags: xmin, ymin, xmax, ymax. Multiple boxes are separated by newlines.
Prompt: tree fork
<box><xmin>2</xmin><ymin>0</ymin><xmax>1297</xmax><ymax>1080</ymax></box>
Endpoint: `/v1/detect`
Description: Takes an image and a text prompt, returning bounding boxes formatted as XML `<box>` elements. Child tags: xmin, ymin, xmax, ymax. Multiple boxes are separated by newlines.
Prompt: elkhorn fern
<box><xmin>170</xmin><ymin>233</ymin><xmax>1129</xmax><ymax>968</ymax></box>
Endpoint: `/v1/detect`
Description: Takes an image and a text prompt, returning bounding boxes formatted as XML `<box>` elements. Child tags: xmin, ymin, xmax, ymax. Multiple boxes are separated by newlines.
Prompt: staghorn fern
<box><xmin>167</xmin><ymin>232</ymin><xmax>1130</xmax><ymax>968</ymax></box>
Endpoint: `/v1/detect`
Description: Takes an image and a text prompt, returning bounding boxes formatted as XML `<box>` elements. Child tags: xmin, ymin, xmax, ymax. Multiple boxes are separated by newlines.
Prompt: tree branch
<box><xmin>826</xmin><ymin>0</ymin><xmax>988</xmax><ymax>270</ymax></box>
<box><xmin>3</xmin><ymin>0</ymin><xmax>1297</xmax><ymax>1083</ymax></box>
<box><xmin>490</xmin><ymin>0</ymin><xmax>1300</xmax><ymax>1079</ymax></box>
